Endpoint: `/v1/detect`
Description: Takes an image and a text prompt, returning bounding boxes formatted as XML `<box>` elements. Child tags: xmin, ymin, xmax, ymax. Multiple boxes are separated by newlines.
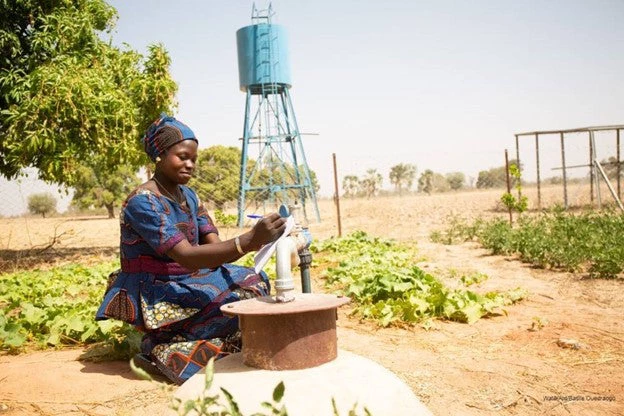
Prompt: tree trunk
<box><xmin>106</xmin><ymin>203</ymin><xmax>115</xmax><ymax>219</ymax></box>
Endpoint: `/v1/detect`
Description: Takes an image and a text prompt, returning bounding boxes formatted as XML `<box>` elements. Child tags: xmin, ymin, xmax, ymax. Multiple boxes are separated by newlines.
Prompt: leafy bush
<box><xmin>213</xmin><ymin>209</ymin><xmax>237</xmax><ymax>227</ymax></box>
<box><xmin>316</xmin><ymin>231</ymin><xmax>525</xmax><ymax>326</ymax></box>
<box><xmin>27</xmin><ymin>192</ymin><xmax>57</xmax><ymax>218</ymax></box>
<box><xmin>0</xmin><ymin>262</ymin><xmax>140</xmax><ymax>358</ymax></box>
<box><xmin>431</xmin><ymin>210</ymin><xmax>624</xmax><ymax>278</ymax></box>
<box><xmin>430</xmin><ymin>216</ymin><xmax>484</xmax><ymax>245</ymax></box>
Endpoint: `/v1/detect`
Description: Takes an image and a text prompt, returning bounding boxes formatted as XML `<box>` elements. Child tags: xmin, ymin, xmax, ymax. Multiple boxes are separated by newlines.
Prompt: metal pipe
<box><xmin>515</xmin><ymin>124</ymin><xmax>624</xmax><ymax>136</ymax></box>
<box><xmin>275</xmin><ymin>237</ymin><xmax>297</xmax><ymax>302</ymax></box>
<box><xmin>299</xmin><ymin>247</ymin><xmax>312</xmax><ymax>293</ymax></box>
<box><xmin>505</xmin><ymin>149</ymin><xmax>512</xmax><ymax>225</ymax></box>
<box><xmin>535</xmin><ymin>133</ymin><xmax>541</xmax><ymax>210</ymax></box>
<box><xmin>594</xmin><ymin>160</ymin><xmax>624</xmax><ymax>211</ymax></box>
<box><xmin>617</xmin><ymin>129</ymin><xmax>621</xmax><ymax>200</ymax></box>
<box><xmin>589</xmin><ymin>132</ymin><xmax>594</xmax><ymax>205</ymax></box>
<box><xmin>591</xmin><ymin>131</ymin><xmax>601</xmax><ymax>208</ymax></box>
<box><xmin>560</xmin><ymin>132</ymin><xmax>568</xmax><ymax>209</ymax></box>
<box><xmin>515</xmin><ymin>135</ymin><xmax>521</xmax><ymax>200</ymax></box>
<box><xmin>332</xmin><ymin>153</ymin><xmax>342</xmax><ymax>237</ymax></box>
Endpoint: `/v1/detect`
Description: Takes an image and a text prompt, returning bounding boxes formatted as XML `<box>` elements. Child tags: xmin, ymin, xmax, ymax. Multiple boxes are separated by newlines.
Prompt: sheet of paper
<box><xmin>254</xmin><ymin>215</ymin><xmax>296</xmax><ymax>274</ymax></box>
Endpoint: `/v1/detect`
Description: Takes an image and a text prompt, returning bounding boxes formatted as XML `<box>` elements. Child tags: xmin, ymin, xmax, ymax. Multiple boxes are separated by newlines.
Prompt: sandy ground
<box><xmin>1</xmin><ymin>188</ymin><xmax>623</xmax><ymax>415</ymax></box>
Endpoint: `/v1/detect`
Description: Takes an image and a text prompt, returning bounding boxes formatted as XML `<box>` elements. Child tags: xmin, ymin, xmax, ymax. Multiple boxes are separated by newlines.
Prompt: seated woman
<box><xmin>96</xmin><ymin>114</ymin><xmax>285</xmax><ymax>384</ymax></box>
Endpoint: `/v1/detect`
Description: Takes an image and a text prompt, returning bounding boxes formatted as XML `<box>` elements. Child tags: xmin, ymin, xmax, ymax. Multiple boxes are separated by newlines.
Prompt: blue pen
<box><xmin>247</xmin><ymin>214</ymin><xmax>263</xmax><ymax>219</ymax></box>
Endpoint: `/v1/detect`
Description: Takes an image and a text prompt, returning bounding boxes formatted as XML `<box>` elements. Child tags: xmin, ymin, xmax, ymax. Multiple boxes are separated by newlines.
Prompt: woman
<box><xmin>96</xmin><ymin>114</ymin><xmax>285</xmax><ymax>384</ymax></box>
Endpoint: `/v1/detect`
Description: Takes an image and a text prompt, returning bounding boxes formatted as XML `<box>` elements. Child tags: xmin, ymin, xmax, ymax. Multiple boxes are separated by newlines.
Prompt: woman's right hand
<box><xmin>242</xmin><ymin>213</ymin><xmax>287</xmax><ymax>252</ymax></box>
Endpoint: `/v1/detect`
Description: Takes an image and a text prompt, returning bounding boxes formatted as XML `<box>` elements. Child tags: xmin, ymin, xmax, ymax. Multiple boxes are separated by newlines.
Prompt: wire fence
<box><xmin>2</xmin><ymin>127</ymin><xmax>622</xmax><ymax>255</ymax></box>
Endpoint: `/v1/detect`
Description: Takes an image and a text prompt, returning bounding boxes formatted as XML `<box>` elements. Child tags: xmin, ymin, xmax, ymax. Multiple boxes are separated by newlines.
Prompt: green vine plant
<box><xmin>500</xmin><ymin>164</ymin><xmax>528</xmax><ymax>214</ymax></box>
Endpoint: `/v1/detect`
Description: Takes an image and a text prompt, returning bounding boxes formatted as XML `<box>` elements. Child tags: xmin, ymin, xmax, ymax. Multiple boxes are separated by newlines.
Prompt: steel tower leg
<box><xmin>237</xmin><ymin>90</ymin><xmax>252</xmax><ymax>227</ymax></box>
<box><xmin>284</xmin><ymin>89</ymin><xmax>321</xmax><ymax>222</ymax></box>
<box><xmin>237</xmin><ymin>87</ymin><xmax>320</xmax><ymax>226</ymax></box>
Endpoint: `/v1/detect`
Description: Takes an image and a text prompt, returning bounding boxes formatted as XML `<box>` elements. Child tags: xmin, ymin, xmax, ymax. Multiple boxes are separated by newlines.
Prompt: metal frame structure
<box><xmin>236</xmin><ymin>4</ymin><xmax>320</xmax><ymax>226</ymax></box>
<box><xmin>514</xmin><ymin>125</ymin><xmax>623</xmax><ymax>210</ymax></box>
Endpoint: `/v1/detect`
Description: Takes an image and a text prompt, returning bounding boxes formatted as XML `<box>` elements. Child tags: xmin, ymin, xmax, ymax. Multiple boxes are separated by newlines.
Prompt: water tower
<box><xmin>236</xmin><ymin>3</ymin><xmax>320</xmax><ymax>226</ymax></box>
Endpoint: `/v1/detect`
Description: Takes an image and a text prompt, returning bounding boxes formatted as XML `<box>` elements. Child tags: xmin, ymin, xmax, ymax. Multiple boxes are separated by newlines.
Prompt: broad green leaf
<box><xmin>272</xmin><ymin>381</ymin><xmax>285</xmax><ymax>402</ymax></box>
<box><xmin>459</xmin><ymin>303</ymin><xmax>483</xmax><ymax>325</ymax></box>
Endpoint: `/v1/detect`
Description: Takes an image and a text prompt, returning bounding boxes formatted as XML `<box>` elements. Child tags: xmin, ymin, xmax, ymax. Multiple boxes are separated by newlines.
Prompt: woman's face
<box><xmin>159</xmin><ymin>140</ymin><xmax>198</xmax><ymax>184</ymax></box>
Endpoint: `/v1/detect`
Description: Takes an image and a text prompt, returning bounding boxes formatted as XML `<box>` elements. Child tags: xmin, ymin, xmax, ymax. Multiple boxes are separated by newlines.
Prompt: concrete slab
<box><xmin>174</xmin><ymin>349</ymin><xmax>432</xmax><ymax>415</ymax></box>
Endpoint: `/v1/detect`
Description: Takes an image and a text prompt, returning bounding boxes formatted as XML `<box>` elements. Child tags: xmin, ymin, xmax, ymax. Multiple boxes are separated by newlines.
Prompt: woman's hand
<box><xmin>241</xmin><ymin>213</ymin><xmax>287</xmax><ymax>252</ymax></box>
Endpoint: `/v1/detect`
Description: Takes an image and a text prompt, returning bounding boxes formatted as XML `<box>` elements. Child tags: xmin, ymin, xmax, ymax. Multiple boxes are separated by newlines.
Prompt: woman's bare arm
<box><xmin>166</xmin><ymin>213</ymin><xmax>286</xmax><ymax>270</ymax></box>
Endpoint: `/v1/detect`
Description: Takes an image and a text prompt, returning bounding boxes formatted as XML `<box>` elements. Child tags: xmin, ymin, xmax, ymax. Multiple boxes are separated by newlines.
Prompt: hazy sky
<box><xmin>2</xmin><ymin>0</ymin><xmax>623</xmax><ymax>216</ymax></box>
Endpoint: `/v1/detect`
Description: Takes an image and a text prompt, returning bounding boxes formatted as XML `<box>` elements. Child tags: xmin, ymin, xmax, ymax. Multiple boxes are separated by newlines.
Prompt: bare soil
<box><xmin>1</xmin><ymin>188</ymin><xmax>623</xmax><ymax>415</ymax></box>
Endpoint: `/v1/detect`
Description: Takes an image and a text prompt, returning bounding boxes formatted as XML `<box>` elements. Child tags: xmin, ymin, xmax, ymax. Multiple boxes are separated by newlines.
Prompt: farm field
<box><xmin>1</xmin><ymin>187</ymin><xmax>623</xmax><ymax>415</ymax></box>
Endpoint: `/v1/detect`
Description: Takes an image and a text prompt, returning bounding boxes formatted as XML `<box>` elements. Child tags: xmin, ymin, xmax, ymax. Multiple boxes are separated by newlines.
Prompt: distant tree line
<box><xmin>341</xmin><ymin>163</ymin><xmax>467</xmax><ymax>197</ymax></box>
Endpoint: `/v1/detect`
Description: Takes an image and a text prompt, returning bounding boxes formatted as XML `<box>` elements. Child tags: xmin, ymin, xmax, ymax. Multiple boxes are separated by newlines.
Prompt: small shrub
<box><xmin>433</xmin><ymin>209</ymin><xmax>624</xmax><ymax>278</ymax></box>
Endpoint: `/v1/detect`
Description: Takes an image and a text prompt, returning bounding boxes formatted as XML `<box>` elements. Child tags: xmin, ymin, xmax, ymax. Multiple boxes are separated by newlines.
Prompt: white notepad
<box><xmin>253</xmin><ymin>215</ymin><xmax>296</xmax><ymax>274</ymax></box>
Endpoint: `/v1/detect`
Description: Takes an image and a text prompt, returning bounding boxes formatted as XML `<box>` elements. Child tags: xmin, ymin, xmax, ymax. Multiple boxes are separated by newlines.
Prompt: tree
<box><xmin>445</xmin><ymin>172</ymin><xmax>466</xmax><ymax>190</ymax></box>
<box><xmin>0</xmin><ymin>1</ymin><xmax>177</xmax><ymax>185</ymax></box>
<box><xmin>71</xmin><ymin>157</ymin><xmax>141</xmax><ymax>218</ymax></box>
<box><xmin>359</xmin><ymin>169</ymin><xmax>382</xmax><ymax>198</ymax></box>
<box><xmin>476</xmin><ymin>160</ymin><xmax>520</xmax><ymax>189</ymax></box>
<box><xmin>418</xmin><ymin>170</ymin><xmax>434</xmax><ymax>194</ymax></box>
<box><xmin>389</xmin><ymin>163</ymin><xmax>416</xmax><ymax>196</ymax></box>
<box><xmin>190</xmin><ymin>146</ymin><xmax>242</xmax><ymax>210</ymax></box>
<box><xmin>342</xmin><ymin>175</ymin><xmax>359</xmax><ymax>197</ymax></box>
<box><xmin>27</xmin><ymin>193</ymin><xmax>56</xmax><ymax>218</ymax></box>
<box><xmin>431</xmin><ymin>173</ymin><xmax>450</xmax><ymax>192</ymax></box>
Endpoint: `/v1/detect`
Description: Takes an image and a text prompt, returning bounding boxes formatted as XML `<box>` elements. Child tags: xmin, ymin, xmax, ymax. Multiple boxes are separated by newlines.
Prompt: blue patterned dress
<box><xmin>96</xmin><ymin>186</ymin><xmax>270</xmax><ymax>384</ymax></box>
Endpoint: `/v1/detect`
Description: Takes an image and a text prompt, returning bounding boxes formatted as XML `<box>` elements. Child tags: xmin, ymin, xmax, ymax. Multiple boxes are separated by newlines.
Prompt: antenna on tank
<box><xmin>250</xmin><ymin>2</ymin><xmax>274</xmax><ymax>24</ymax></box>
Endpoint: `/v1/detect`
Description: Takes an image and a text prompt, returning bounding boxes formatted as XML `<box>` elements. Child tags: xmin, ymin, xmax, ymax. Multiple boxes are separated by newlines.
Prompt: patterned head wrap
<box><xmin>142</xmin><ymin>113</ymin><xmax>197</xmax><ymax>161</ymax></box>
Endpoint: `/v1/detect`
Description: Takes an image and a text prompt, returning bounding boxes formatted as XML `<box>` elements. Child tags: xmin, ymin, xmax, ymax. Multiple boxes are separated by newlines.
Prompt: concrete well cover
<box><xmin>173</xmin><ymin>349</ymin><xmax>432</xmax><ymax>416</ymax></box>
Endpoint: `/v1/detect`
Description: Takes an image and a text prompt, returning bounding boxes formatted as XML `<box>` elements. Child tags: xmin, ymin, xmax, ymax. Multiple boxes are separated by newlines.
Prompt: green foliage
<box><xmin>460</xmin><ymin>272</ymin><xmax>489</xmax><ymax>287</ymax></box>
<box><xmin>190</xmin><ymin>145</ymin><xmax>320</xmax><ymax>208</ymax></box>
<box><xmin>389</xmin><ymin>163</ymin><xmax>416</xmax><ymax>195</ymax></box>
<box><xmin>359</xmin><ymin>169</ymin><xmax>383</xmax><ymax>198</ymax></box>
<box><xmin>445</xmin><ymin>172</ymin><xmax>466</xmax><ymax>190</ymax></box>
<box><xmin>0</xmin><ymin>262</ymin><xmax>140</xmax><ymax>358</ymax></box>
<box><xmin>430</xmin><ymin>216</ymin><xmax>484</xmax><ymax>245</ymax></box>
<box><xmin>342</xmin><ymin>175</ymin><xmax>359</xmax><ymax>197</ymax></box>
<box><xmin>500</xmin><ymin>193</ymin><xmax>528</xmax><ymax>213</ymax></box>
<box><xmin>190</xmin><ymin>146</ymin><xmax>242</xmax><ymax>210</ymax></box>
<box><xmin>133</xmin><ymin>357</ymin><xmax>370</xmax><ymax>416</ymax></box>
<box><xmin>417</xmin><ymin>170</ymin><xmax>450</xmax><ymax>194</ymax></box>
<box><xmin>27</xmin><ymin>192</ymin><xmax>57</xmax><ymax>218</ymax></box>
<box><xmin>168</xmin><ymin>358</ymin><xmax>288</xmax><ymax>415</ymax></box>
<box><xmin>432</xmin><ymin>210</ymin><xmax>624</xmax><ymax>278</ymax></box>
<box><xmin>71</xmin><ymin>156</ymin><xmax>141</xmax><ymax>218</ymax></box>
<box><xmin>0</xmin><ymin>1</ymin><xmax>177</xmax><ymax>184</ymax></box>
<box><xmin>601</xmin><ymin>156</ymin><xmax>624</xmax><ymax>180</ymax></box>
<box><xmin>500</xmin><ymin>164</ymin><xmax>528</xmax><ymax>213</ymax></box>
<box><xmin>316</xmin><ymin>231</ymin><xmax>525</xmax><ymax>326</ymax></box>
<box><xmin>417</xmin><ymin>170</ymin><xmax>434</xmax><ymax>194</ymax></box>
<box><xmin>476</xmin><ymin>160</ymin><xmax>520</xmax><ymax>189</ymax></box>
<box><xmin>213</xmin><ymin>210</ymin><xmax>238</xmax><ymax>228</ymax></box>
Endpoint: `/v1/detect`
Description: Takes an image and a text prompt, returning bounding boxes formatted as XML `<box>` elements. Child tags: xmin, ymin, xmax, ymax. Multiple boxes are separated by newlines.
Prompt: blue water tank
<box><xmin>236</xmin><ymin>23</ymin><xmax>292</xmax><ymax>93</ymax></box>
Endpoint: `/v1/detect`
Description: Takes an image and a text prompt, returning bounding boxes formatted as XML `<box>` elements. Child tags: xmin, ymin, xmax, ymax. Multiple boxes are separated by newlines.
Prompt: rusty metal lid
<box><xmin>222</xmin><ymin>293</ymin><xmax>350</xmax><ymax>316</ymax></box>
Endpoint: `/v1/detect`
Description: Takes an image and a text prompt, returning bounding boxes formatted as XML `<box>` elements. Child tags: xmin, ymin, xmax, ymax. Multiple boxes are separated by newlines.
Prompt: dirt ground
<box><xmin>1</xmin><ymin>188</ymin><xmax>623</xmax><ymax>415</ymax></box>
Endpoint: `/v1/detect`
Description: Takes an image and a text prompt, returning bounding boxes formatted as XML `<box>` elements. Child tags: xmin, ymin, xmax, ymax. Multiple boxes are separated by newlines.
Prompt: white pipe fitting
<box><xmin>274</xmin><ymin>236</ymin><xmax>298</xmax><ymax>302</ymax></box>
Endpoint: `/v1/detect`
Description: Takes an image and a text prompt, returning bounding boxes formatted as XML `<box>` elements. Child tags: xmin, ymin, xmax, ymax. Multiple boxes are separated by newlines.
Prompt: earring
<box><xmin>155</xmin><ymin>156</ymin><xmax>161</xmax><ymax>163</ymax></box>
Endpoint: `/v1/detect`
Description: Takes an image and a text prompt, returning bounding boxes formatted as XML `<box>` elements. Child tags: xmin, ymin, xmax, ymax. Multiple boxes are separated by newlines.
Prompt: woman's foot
<box><xmin>132</xmin><ymin>353</ymin><xmax>167</xmax><ymax>378</ymax></box>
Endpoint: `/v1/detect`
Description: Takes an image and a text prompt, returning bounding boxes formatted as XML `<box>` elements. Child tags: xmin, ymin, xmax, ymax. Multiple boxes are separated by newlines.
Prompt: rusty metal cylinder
<box><xmin>222</xmin><ymin>293</ymin><xmax>349</xmax><ymax>370</ymax></box>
